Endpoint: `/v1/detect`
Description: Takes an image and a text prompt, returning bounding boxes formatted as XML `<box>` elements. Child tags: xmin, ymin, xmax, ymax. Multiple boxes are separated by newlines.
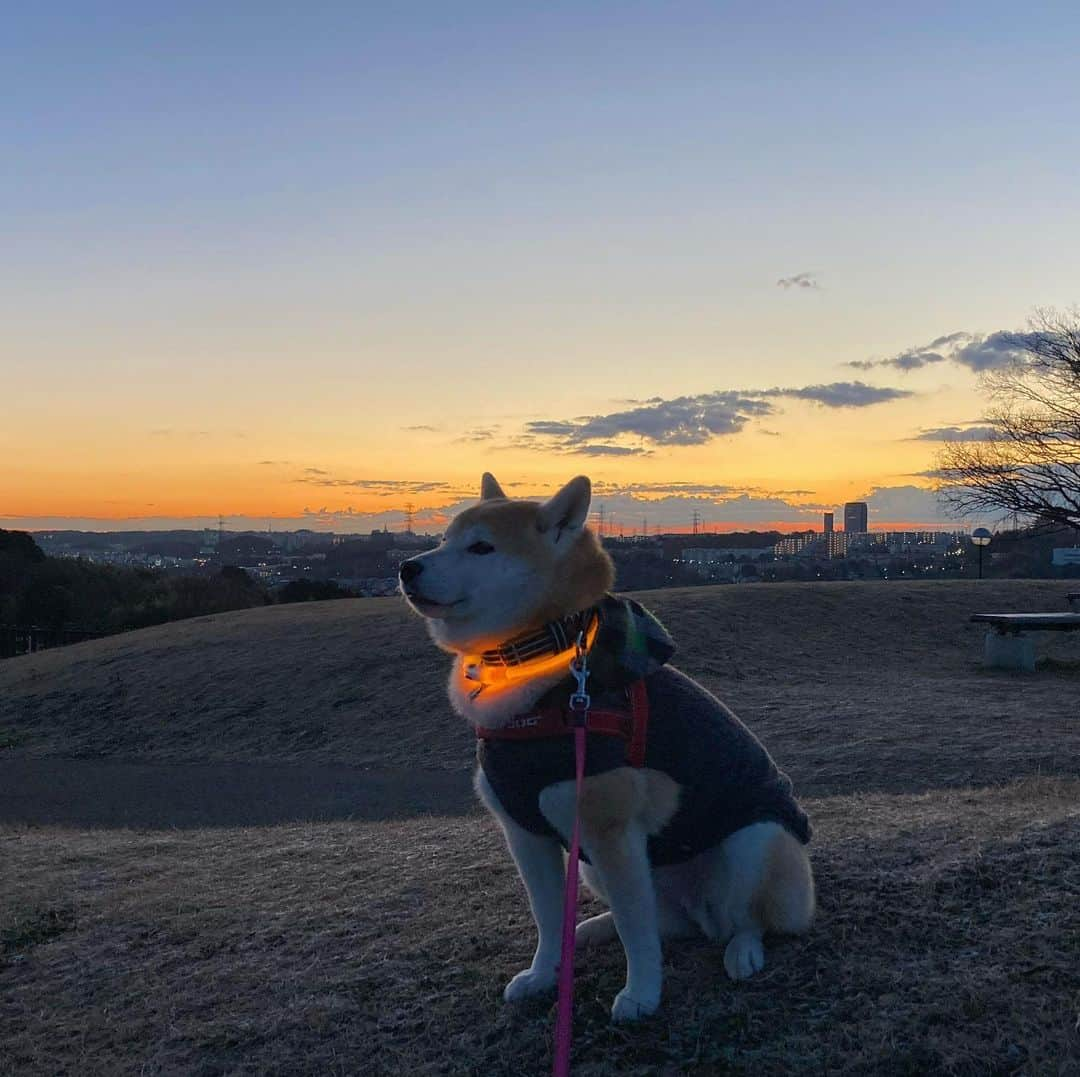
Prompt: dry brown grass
<box><xmin>2</xmin><ymin>581</ymin><xmax>1080</xmax><ymax>1074</ymax></box>
<box><xmin>3</xmin><ymin>781</ymin><xmax>1078</xmax><ymax>1076</ymax></box>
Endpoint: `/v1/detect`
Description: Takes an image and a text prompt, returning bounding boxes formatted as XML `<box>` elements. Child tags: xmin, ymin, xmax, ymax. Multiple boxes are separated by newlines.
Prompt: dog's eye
<box><xmin>467</xmin><ymin>541</ymin><xmax>495</xmax><ymax>555</ymax></box>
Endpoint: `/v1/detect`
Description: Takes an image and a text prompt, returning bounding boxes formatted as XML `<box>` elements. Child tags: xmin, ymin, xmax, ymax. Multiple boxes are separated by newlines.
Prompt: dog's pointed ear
<box><xmin>537</xmin><ymin>476</ymin><xmax>591</xmax><ymax>545</ymax></box>
<box><xmin>480</xmin><ymin>472</ymin><xmax>506</xmax><ymax>501</ymax></box>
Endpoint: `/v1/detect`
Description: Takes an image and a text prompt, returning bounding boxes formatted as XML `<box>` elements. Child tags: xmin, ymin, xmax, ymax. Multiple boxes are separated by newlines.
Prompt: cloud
<box><xmin>149</xmin><ymin>428</ymin><xmax>245</xmax><ymax>439</ymax></box>
<box><xmin>767</xmin><ymin>381</ymin><xmax>914</xmax><ymax>408</ymax></box>
<box><xmin>568</xmin><ymin>444</ymin><xmax>652</xmax><ymax>457</ymax></box>
<box><xmin>857</xmin><ymin>483</ymin><xmax>995</xmax><ymax>527</ymax></box>
<box><xmin>776</xmin><ymin>272</ymin><xmax>820</xmax><ymax>290</ymax></box>
<box><xmin>953</xmin><ymin>331</ymin><xmax>1044</xmax><ymax>372</ymax></box>
<box><xmin>910</xmin><ymin>425</ymin><xmax>997</xmax><ymax>442</ymax></box>
<box><xmin>524</xmin><ymin>392</ymin><xmax>775</xmax><ymax>447</ymax></box>
<box><xmin>699</xmin><ymin>493</ymin><xmax>823</xmax><ymax>522</ymax></box>
<box><xmin>525</xmin><ymin>420</ymin><xmax>582</xmax><ymax>438</ymax></box>
<box><xmin>402</xmin><ymin>424</ymin><xmax>440</xmax><ymax>432</ymax></box>
<box><xmin>453</xmin><ymin>427</ymin><xmax>498</xmax><ymax>443</ymax></box>
<box><xmin>293</xmin><ymin>476</ymin><xmax>456</xmax><ymax>497</ymax></box>
<box><xmin>586</xmin><ymin>490</ymin><xmax>824</xmax><ymax>530</ymax></box>
<box><xmin>523</xmin><ymin>382</ymin><xmax>911</xmax><ymax>452</ymax></box>
<box><xmin>594</xmin><ymin>481</ymin><xmax>740</xmax><ymax>497</ymax></box>
<box><xmin>849</xmin><ymin>330</ymin><xmax>1042</xmax><ymax>374</ymax></box>
<box><xmin>858</xmin><ymin>484</ymin><xmax>955</xmax><ymax>525</ymax></box>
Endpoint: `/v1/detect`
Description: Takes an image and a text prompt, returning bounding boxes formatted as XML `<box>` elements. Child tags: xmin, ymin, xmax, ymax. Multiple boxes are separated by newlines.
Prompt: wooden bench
<box><xmin>970</xmin><ymin>612</ymin><xmax>1080</xmax><ymax>671</ymax></box>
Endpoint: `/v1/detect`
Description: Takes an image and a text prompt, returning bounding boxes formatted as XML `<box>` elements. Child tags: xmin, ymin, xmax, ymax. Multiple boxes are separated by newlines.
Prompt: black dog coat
<box><xmin>478</xmin><ymin>664</ymin><xmax>811</xmax><ymax>867</ymax></box>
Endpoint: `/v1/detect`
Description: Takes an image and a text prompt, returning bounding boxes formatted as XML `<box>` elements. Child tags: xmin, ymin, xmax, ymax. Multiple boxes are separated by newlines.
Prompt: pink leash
<box><xmin>553</xmin><ymin>640</ymin><xmax>591</xmax><ymax>1077</ymax></box>
<box><xmin>552</xmin><ymin>722</ymin><xmax>585</xmax><ymax>1076</ymax></box>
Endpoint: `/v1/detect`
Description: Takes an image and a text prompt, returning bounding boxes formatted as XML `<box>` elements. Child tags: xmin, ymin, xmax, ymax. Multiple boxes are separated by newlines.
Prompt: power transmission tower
<box><xmin>692</xmin><ymin>510</ymin><xmax>700</xmax><ymax>535</ymax></box>
<box><xmin>218</xmin><ymin>514</ymin><xmax>225</xmax><ymax>547</ymax></box>
<box><xmin>597</xmin><ymin>504</ymin><xmax>606</xmax><ymax>537</ymax></box>
<box><xmin>403</xmin><ymin>502</ymin><xmax>416</xmax><ymax>533</ymax></box>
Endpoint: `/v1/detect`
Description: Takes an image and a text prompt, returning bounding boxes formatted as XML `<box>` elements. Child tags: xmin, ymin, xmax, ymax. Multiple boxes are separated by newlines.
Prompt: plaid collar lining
<box><xmin>477</xmin><ymin>608</ymin><xmax>595</xmax><ymax>668</ymax></box>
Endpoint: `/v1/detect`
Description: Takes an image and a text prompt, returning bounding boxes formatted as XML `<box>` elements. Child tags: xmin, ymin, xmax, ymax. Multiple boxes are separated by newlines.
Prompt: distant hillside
<box><xmin>2</xmin><ymin>580</ymin><xmax>1078</xmax><ymax>798</ymax></box>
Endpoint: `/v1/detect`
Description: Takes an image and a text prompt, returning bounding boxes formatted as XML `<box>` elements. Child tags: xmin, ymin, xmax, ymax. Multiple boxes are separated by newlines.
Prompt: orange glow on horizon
<box><xmin>1</xmin><ymin>384</ymin><xmax>963</xmax><ymax>532</ymax></box>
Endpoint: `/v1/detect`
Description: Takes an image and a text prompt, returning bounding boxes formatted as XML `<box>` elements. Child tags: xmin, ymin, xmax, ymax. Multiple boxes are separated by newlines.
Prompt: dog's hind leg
<box><xmin>476</xmin><ymin>770</ymin><xmax>566</xmax><ymax>1001</ymax></box>
<box><xmin>706</xmin><ymin>822</ymin><xmax>814</xmax><ymax>981</ymax></box>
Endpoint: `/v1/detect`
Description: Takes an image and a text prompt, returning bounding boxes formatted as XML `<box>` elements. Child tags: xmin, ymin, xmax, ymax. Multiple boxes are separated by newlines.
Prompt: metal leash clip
<box><xmin>568</xmin><ymin>629</ymin><xmax>591</xmax><ymax>727</ymax></box>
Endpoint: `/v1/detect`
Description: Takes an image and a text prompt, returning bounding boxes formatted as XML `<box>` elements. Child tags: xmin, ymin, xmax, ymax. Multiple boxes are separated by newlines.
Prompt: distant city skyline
<box><xmin>8</xmin><ymin>483</ymin><xmax>965</xmax><ymax>538</ymax></box>
<box><xmin>4</xmin><ymin>6</ymin><xmax>1078</xmax><ymax>531</ymax></box>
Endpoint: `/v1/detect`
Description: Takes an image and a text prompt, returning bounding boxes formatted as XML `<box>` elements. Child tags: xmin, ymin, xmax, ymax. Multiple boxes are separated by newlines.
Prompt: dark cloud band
<box><xmin>524</xmin><ymin>381</ymin><xmax>912</xmax><ymax>451</ymax></box>
<box><xmin>848</xmin><ymin>330</ymin><xmax>1043</xmax><ymax>373</ymax></box>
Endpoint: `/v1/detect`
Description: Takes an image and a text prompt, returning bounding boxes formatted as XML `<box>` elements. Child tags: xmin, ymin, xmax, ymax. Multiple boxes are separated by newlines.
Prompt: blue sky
<box><xmin>3</xmin><ymin>3</ymin><xmax>1079</xmax><ymax>531</ymax></box>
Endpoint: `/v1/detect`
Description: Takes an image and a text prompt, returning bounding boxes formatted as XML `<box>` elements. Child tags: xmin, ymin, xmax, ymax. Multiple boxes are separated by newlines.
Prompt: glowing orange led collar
<box><xmin>462</xmin><ymin>615</ymin><xmax>599</xmax><ymax>694</ymax></box>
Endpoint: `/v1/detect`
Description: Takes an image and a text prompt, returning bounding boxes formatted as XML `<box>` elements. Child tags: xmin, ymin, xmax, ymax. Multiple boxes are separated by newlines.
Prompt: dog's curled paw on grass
<box><xmin>610</xmin><ymin>987</ymin><xmax>660</xmax><ymax>1023</ymax></box>
<box><xmin>503</xmin><ymin>966</ymin><xmax>557</xmax><ymax>1002</ymax></box>
<box><xmin>723</xmin><ymin>930</ymin><xmax>765</xmax><ymax>981</ymax></box>
<box><xmin>575</xmin><ymin>912</ymin><xmax>617</xmax><ymax>949</ymax></box>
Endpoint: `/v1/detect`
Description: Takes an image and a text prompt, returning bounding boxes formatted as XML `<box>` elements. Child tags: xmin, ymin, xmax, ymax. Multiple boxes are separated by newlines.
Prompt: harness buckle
<box><xmin>568</xmin><ymin>629</ymin><xmax>591</xmax><ymax>727</ymax></box>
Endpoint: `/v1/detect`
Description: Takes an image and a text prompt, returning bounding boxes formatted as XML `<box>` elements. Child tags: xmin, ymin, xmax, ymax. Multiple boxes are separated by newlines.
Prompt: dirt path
<box><xmin>0</xmin><ymin>754</ymin><xmax>475</xmax><ymax>828</ymax></box>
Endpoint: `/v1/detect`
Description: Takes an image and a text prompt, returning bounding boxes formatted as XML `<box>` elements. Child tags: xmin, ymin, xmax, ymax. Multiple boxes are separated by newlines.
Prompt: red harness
<box><xmin>475</xmin><ymin>679</ymin><xmax>650</xmax><ymax>768</ymax></box>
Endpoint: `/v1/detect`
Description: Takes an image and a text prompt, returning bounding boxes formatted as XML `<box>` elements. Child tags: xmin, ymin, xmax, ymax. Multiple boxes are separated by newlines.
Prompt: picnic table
<box><xmin>971</xmin><ymin>611</ymin><xmax>1080</xmax><ymax>671</ymax></box>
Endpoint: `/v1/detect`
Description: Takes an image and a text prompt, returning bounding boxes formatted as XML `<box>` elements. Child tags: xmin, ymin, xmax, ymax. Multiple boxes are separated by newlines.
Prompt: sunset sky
<box><xmin>4</xmin><ymin>4</ymin><xmax>1080</xmax><ymax>533</ymax></box>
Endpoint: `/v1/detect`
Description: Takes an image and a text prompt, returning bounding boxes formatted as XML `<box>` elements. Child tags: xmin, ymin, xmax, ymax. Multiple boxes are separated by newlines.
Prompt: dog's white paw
<box><xmin>503</xmin><ymin>966</ymin><xmax>557</xmax><ymax>1002</ymax></box>
<box><xmin>575</xmin><ymin>912</ymin><xmax>617</xmax><ymax>949</ymax></box>
<box><xmin>723</xmin><ymin>930</ymin><xmax>765</xmax><ymax>981</ymax></box>
<box><xmin>611</xmin><ymin>986</ymin><xmax>660</xmax><ymax>1023</ymax></box>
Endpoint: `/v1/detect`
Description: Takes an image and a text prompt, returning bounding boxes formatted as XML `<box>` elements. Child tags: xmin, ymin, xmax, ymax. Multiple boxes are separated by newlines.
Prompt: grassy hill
<box><xmin>2</xmin><ymin>581</ymin><xmax>1079</xmax><ymax>1074</ymax></box>
<box><xmin>2</xmin><ymin>580</ymin><xmax>1079</xmax><ymax>793</ymax></box>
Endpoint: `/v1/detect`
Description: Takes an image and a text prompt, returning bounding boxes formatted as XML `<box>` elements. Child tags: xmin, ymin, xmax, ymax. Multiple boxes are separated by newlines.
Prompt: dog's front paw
<box><xmin>723</xmin><ymin>930</ymin><xmax>765</xmax><ymax>981</ymax></box>
<box><xmin>610</xmin><ymin>986</ymin><xmax>660</xmax><ymax>1023</ymax></box>
<box><xmin>503</xmin><ymin>966</ymin><xmax>557</xmax><ymax>1002</ymax></box>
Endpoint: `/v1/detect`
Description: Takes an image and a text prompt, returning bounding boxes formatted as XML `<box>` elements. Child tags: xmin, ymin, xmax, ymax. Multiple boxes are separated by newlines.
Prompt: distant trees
<box><xmin>278</xmin><ymin>579</ymin><xmax>352</xmax><ymax>603</ymax></box>
<box><xmin>0</xmin><ymin>529</ymin><xmax>46</xmax><ymax>565</ymax></box>
<box><xmin>166</xmin><ymin>568</ymin><xmax>270</xmax><ymax>622</ymax></box>
<box><xmin>0</xmin><ymin>529</ymin><xmax>48</xmax><ymax>625</ymax></box>
<box><xmin>0</xmin><ymin>533</ymin><xmax>271</xmax><ymax>639</ymax></box>
<box><xmin>0</xmin><ymin>529</ymin><xmax>371</xmax><ymax>656</ymax></box>
<box><xmin>938</xmin><ymin>308</ymin><xmax>1080</xmax><ymax>532</ymax></box>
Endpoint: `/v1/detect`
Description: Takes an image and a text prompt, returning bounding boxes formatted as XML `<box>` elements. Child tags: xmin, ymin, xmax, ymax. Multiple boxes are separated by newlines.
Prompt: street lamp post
<box><xmin>972</xmin><ymin>527</ymin><xmax>992</xmax><ymax>579</ymax></box>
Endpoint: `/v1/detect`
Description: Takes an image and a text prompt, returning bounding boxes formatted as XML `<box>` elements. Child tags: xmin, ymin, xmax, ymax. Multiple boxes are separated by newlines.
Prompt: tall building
<box><xmin>844</xmin><ymin>501</ymin><xmax>868</xmax><ymax>533</ymax></box>
<box><xmin>773</xmin><ymin>531</ymin><xmax>816</xmax><ymax>557</ymax></box>
<box><xmin>823</xmin><ymin>512</ymin><xmax>834</xmax><ymax>533</ymax></box>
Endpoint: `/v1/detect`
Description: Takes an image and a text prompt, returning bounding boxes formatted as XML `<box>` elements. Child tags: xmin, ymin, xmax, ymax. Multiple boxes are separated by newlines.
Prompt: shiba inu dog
<box><xmin>400</xmin><ymin>473</ymin><xmax>814</xmax><ymax>1022</ymax></box>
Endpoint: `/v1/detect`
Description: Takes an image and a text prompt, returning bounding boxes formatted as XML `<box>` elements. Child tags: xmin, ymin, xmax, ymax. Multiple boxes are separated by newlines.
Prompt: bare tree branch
<box><xmin>936</xmin><ymin>307</ymin><xmax>1080</xmax><ymax>534</ymax></box>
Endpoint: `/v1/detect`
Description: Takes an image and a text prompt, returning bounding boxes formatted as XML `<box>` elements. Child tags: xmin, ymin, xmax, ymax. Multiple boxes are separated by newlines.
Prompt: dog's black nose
<box><xmin>399</xmin><ymin>559</ymin><xmax>423</xmax><ymax>584</ymax></box>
